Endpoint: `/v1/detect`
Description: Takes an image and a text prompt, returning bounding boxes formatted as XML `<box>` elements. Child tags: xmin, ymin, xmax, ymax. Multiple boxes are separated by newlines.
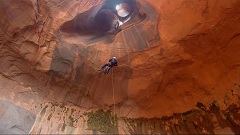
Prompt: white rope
<box><xmin>111</xmin><ymin>68</ymin><xmax>116</xmax><ymax>124</ymax></box>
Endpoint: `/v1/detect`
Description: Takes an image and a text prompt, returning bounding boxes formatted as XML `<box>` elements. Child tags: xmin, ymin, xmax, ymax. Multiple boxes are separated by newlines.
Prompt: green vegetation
<box><xmin>85</xmin><ymin>109</ymin><xmax>117</xmax><ymax>134</ymax></box>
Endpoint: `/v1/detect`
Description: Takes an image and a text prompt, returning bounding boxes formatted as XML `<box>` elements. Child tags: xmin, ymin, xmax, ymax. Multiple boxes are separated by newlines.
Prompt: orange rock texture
<box><xmin>0</xmin><ymin>0</ymin><xmax>240</xmax><ymax>134</ymax></box>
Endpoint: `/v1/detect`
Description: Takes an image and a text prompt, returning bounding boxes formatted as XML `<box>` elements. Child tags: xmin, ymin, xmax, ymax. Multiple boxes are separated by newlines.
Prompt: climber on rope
<box><xmin>99</xmin><ymin>57</ymin><xmax>118</xmax><ymax>74</ymax></box>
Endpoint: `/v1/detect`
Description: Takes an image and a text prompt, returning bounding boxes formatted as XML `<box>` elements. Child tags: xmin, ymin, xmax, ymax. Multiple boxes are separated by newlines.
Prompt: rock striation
<box><xmin>0</xmin><ymin>0</ymin><xmax>240</xmax><ymax>134</ymax></box>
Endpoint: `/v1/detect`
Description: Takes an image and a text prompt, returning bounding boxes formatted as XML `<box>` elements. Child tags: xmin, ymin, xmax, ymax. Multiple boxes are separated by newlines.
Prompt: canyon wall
<box><xmin>0</xmin><ymin>0</ymin><xmax>240</xmax><ymax>134</ymax></box>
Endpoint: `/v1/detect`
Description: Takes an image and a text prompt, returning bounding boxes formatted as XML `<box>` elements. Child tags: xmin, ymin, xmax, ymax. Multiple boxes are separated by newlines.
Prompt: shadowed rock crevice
<box><xmin>59</xmin><ymin>0</ymin><xmax>157</xmax><ymax>45</ymax></box>
<box><xmin>60</xmin><ymin>0</ymin><xmax>145</xmax><ymax>35</ymax></box>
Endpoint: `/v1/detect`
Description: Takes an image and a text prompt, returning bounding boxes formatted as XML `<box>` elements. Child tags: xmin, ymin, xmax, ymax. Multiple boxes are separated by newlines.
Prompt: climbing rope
<box><xmin>111</xmin><ymin>68</ymin><xmax>116</xmax><ymax>125</ymax></box>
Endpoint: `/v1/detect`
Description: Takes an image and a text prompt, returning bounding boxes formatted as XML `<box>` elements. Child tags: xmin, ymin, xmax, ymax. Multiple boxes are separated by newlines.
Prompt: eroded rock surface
<box><xmin>0</xmin><ymin>0</ymin><xmax>240</xmax><ymax>134</ymax></box>
<box><xmin>0</xmin><ymin>100</ymin><xmax>35</xmax><ymax>134</ymax></box>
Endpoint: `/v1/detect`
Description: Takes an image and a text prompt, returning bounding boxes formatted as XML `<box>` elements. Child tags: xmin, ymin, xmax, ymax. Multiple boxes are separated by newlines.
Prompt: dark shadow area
<box><xmin>59</xmin><ymin>0</ymin><xmax>146</xmax><ymax>44</ymax></box>
<box><xmin>0</xmin><ymin>100</ymin><xmax>36</xmax><ymax>134</ymax></box>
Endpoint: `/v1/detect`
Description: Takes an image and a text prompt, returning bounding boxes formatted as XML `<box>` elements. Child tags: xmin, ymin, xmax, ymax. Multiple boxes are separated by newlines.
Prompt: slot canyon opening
<box><xmin>95</xmin><ymin>2</ymin><xmax>133</xmax><ymax>33</ymax></box>
<box><xmin>116</xmin><ymin>3</ymin><xmax>132</xmax><ymax>18</ymax></box>
<box><xmin>59</xmin><ymin>0</ymin><xmax>146</xmax><ymax>44</ymax></box>
<box><xmin>94</xmin><ymin>9</ymin><xmax>120</xmax><ymax>33</ymax></box>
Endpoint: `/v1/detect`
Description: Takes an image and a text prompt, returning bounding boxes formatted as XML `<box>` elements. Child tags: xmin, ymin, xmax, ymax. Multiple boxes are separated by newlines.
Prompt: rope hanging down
<box><xmin>112</xmin><ymin>68</ymin><xmax>115</xmax><ymax>117</ymax></box>
<box><xmin>111</xmin><ymin>68</ymin><xmax>117</xmax><ymax>131</ymax></box>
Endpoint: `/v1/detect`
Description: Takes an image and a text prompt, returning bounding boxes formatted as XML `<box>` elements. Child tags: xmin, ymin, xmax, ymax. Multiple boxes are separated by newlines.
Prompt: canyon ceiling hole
<box><xmin>59</xmin><ymin>0</ymin><xmax>147</xmax><ymax>44</ymax></box>
<box><xmin>116</xmin><ymin>3</ymin><xmax>132</xmax><ymax>18</ymax></box>
<box><xmin>95</xmin><ymin>1</ymin><xmax>134</xmax><ymax>33</ymax></box>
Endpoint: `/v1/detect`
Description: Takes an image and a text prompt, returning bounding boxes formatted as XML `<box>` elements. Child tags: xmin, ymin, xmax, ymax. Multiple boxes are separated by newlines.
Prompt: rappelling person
<box><xmin>99</xmin><ymin>57</ymin><xmax>118</xmax><ymax>74</ymax></box>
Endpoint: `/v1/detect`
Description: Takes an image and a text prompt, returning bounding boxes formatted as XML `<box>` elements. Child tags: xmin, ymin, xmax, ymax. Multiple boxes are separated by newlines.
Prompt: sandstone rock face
<box><xmin>0</xmin><ymin>0</ymin><xmax>240</xmax><ymax>134</ymax></box>
<box><xmin>0</xmin><ymin>100</ymin><xmax>35</xmax><ymax>134</ymax></box>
